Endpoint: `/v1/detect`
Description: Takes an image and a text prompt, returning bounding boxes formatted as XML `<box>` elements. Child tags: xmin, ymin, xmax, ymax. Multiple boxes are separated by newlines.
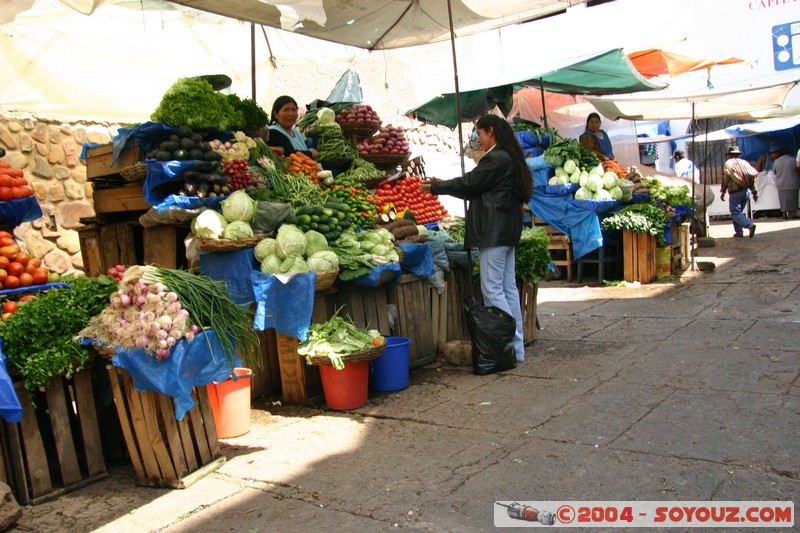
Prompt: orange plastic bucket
<box><xmin>206</xmin><ymin>367</ymin><xmax>252</xmax><ymax>438</ymax></box>
<box><xmin>319</xmin><ymin>361</ymin><xmax>369</xmax><ymax>410</ymax></box>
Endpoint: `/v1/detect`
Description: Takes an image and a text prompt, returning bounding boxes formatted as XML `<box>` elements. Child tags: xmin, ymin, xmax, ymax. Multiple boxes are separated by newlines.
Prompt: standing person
<box><xmin>579</xmin><ymin>112</ymin><xmax>614</xmax><ymax>161</ymax></box>
<box><xmin>771</xmin><ymin>145</ymin><xmax>800</xmax><ymax>219</ymax></box>
<box><xmin>673</xmin><ymin>149</ymin><xmax>701</xmax><ymax>183</ymax></box>
<box><xmin>721</xmin><ymin>146</ymin><xmax>759</xmax><ymax>238</ymax></box>
<box><xmin>420</xmin><ymin>114</ymin><xmax>532</xmax><ymax>362</ymax></box>
<box><xmin>267</xmin><ymin>95</ymin><xmax>319</xmax><ymax>160</ymax></box>
<box><xmin>756</xmin><ymin>144</ymin><xmax>776</xmax><ymax>172</ymax></box>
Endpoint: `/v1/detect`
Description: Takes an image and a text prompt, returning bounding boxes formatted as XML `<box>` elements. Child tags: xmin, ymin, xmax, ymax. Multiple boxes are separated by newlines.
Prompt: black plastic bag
<box><xmin>463</xmin><ymin>296</ymin><xmax>517</xmax><ymax>375</ymax></box>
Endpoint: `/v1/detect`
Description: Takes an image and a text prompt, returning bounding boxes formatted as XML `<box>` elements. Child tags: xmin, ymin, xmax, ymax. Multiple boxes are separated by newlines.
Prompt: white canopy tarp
<box><xmin>692</xmin><ymin>114</ymin><xmax>800</xmax><ymax>142</ymax></box>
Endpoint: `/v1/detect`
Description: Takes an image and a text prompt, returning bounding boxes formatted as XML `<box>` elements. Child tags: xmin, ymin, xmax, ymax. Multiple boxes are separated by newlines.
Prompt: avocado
<box><xmin>204</xmin><ymin>151</ymin><xmax>222</xmax><ymax>162</ymax></box>
<box><xmin>189</xmin><ymin>149</ymin><xmax>204</xmax><ymax>160</ymax></box>
<box><xmin>160</xmin><ymin>141</ymin><xmax>179</xmax><ymax>152</ymax></box>
<box><xmin>179</xmin><ymin>137</ymin><xmax>196</xmax><ymax>150</ymax></box>
<box><xmin>191</xmin><ymin>133</ymin><xmax>203</xmax><ymax>143</ymax></box>
<box><xmin>156</xmin><ymin>150</ymin><xmax>172</xmax><ymax>161</ymax></box>
<box><xmin>175</xmin><ymin>126</ymin><xmax>193</xmax><ymax>138</ymax></box>
<box><xmin>173</xmin><ymin>149</ymin><xmax>189</xmax><ymax>161</ymax></box>
<box><xmin>168</xmin><ymin>134</ymin><xmax>180</xmax><ymax>143</ymax></box>
<box><xmin>196</xmin><ymin>142</ymin><xmax>211</xmax><ymax>153</ymax></box>
<box><xmin>145</xmin><ymin>150</ymin><xmax>158</xmax><ymax>159</ymax></box>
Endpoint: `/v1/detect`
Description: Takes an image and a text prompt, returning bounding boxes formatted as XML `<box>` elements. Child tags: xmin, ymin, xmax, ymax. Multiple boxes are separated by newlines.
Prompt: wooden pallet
<box><xmin>78</xmin><ymin>221</ymin><xmax>141</xmax><ymax>277</ymax></box>
<box><xmin>85</xmin><ymin>141</ymin><xmax>144</xmax><ymax>180</ymax></box>
<box><xmin>1</xmin><ymin>366</ymin><xmax>107</xmax><ymax>505</ymax></box>
<box><xmin>387</xmin><ymin>274</ymin><xmax>438</xmax><ymax>368</ymax></box>
<box><xmin>107</xmin><ymin>366</ymin><xmax>224</xmax><ymax>488</ymax></box>
<box><xmin>622</xmin><ymin>231</ymin><xmax>657</xmax><ymax>284</ymax></box>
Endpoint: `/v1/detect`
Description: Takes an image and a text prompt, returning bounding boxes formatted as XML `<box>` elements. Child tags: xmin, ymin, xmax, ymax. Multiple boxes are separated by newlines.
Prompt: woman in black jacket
<box><xmin>421</xmin><ymin>114</ymin><xmax>532</xmax><ymax>362</ymax></box>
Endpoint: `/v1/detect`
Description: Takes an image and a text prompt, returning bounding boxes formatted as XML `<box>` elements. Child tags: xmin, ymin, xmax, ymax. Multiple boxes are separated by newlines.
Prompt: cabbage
<box><xmin>594</xmin><ymin>188</ymin><xmax>612</xmax><ymax>201</ymax></box>
<box><xmin>569</xmin><ymin>170</ymin><xmax>581</xmax><ymax>184</ymax></box>
<box><xmin>555</xmin><ymin>167</ymin><xmax>568</xmax><ymax>179</ymax></box>
<box><xmin>317</xmin><ymin>107</ymin><xmax>336</xmax><ymax>125</ymax></box>
<box><xmin>586</xmin><ymin>174</ymin><xmax>604</xmax><ymax>193</ymax></box>
<box><xmin>280</xmin><ymin>254</ymin><xmax>310</xmax><ymax>274</ymax></box>
<box><xmin>563</xmin><ymin>159</ymin><xmax>577</xmax><ymax>175</ymax></box>
<box><xmin>557</xmin><ymin>175</ymin><xmax>569</xmax><ymax>185</ymax></box>
<box><xmin>617</xmin><ymin>178</ymin><xmax>634</xmax><ymax>202</ymax></box>
<box><xmin>575</xmin><ymin>187</ymin><xmax>594</xmax><ymax>200</ymax></box>
<box><xmin>276</xmin><ymin>224</ymin><xmax>306</xmax><ymax>259</ymax></box>
<box><xmin>579</xmin><ymin>173</ymin><xmax>589</xmax><ymax>188</ymax></box>
<box><xmin>589</xmin><ymin>164</ymin><xmax>604</xmax><ymax>176</ymax></box>
<box><xmin>609</xmin><ymin>186</ymin><xmax>623</xmax><ymax>200</ymax></box>
<box><xmin>221</xmin><ymin>190</ymin><xmax>257</xmax><ymax>222</ymax></box>
<box><xmin>548</xmin><ymin>176</ymin><xmax>560</xmax><ymax>185</ymax></box>
<box><xmin>304</xmin><ymin>230</ymin><xmax>328</xmax><ymax>256</ymax></box>
<box><xmin>307</xmin><ymin>250</ymin><xmax>339</xmax><ymax>271</ymax></box>
<box><xmin>222</xmin><ymin>220</ymin><xmax>254</xmax><ymax>240</ymax></box>
<box><xmin>191</xmin><ymin>209</ymin><xmax>228</xmax><ymax>239</ymax></box>
<box><xmin>254</xmin><ymin>237</ymin><xmax>278</xmax><ymax>261</ymax></box>
<box><xmin>260</xmin><ymin>254</ymin><xmax>283</xmax><ymax>275</ymax></box>
<box><xmin>602</xmin><ymin>172</ymin><xmax>618</xmax><ymax>190</ymax></box>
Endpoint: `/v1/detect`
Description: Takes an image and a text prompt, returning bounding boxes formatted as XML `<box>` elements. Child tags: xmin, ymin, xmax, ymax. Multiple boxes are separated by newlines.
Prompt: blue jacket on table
<box><xmin>431</xmin><ymin>148</ymin><xmax>523</xmax><ymax>250</ymax></box>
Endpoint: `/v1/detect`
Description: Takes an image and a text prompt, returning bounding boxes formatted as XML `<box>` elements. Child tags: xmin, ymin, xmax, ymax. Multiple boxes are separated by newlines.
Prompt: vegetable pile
<box><xmin>151</xmin><ymin>78</ymin><xmax>242</xmax><ymax>131</ymax></box>
<box><xmin>515</xmin><ymin>226</ymin><xmax>551</xmax><ymax>284</ymax></box>
<box><xmin>601</xmin><ymin>203</ymin><xmax>670</xmax><ymax>245</ymax></box>
<box><xmin>256</xmin><ymin>224</ymin><xmax>340</xmax><ymax>275</ymax></box>
<box><xmin>284</xmin><ymin>197</ymin><xmax>353</xmax><ymax>242</ymax></box>
<box><xmin>331</xmin><ymin>228</ymin><xmax>400</xmax><ymax>281</ymax></box>
<box><xmin>298</xmin><ymin>310</ymin><xmax>384</xmax><ymax>369</ymax></box>
<box><xmin>356</xmin><ymin>124</ymin><xmax>411</xmax><ymax>157</ymax></box>
<box><xmin>373</xmin><ymin>175</ymin><xmax>448</xmax><ymax>224</ymax></box>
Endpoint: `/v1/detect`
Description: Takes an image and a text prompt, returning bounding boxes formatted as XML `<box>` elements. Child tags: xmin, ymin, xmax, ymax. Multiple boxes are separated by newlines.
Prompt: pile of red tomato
<box><xmin>373</xmin><ymin>175</ymin><xmax>448</xmax><ymax>225</ymax></box>
<box><xmin>2</xmin><ymin>294</ymin><xmax>35</xmax><ymax>320</ymax></box>
<box><xmin>0</xmin><ymin>231</ymin><xmax>51</xmax><ymax>290</ymax></box>
<box><xmin>0</xmin><ymin>161</ymin><xmax>34</xmax><ymax>201</ymax></box>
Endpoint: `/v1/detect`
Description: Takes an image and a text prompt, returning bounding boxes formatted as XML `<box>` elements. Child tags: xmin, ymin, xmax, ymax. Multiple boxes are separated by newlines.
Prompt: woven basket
<box><xmin>339</xmin><ymin>122</ymin><xmax>379</xmax><ymax>139</ymax></box>
<box><xmin>119</xmin><ymin>163</ymin><xmax>148</xmax><ymax>182</ymax></box>
<box><xmin>302</xmin><ymin>342</ymin><xmax>386</xmax><ymax>366</ymax></box>
<box><xmin>361</xmin><ymin>153</ymin><xmax>408</xmax><ymax>170</ymax></box>
<box><xmin>315</xmin><ymin>269</ymin><xmax>339</xmax><ymax>291</ymax></box>
<box><xmin>195</xmin><ymin>234</ymin><xmax>267</xmax><ymax>252</ymax></box>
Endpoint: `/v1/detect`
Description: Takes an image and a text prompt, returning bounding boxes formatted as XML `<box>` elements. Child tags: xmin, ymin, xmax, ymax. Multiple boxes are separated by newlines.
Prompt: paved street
<box><xmin>9</xmin><ymin>215</ymin><xmax>799</xmax><ymax>532</ymax></box>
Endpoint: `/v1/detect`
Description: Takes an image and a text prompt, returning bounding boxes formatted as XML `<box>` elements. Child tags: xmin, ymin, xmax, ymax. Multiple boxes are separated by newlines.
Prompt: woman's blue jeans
<box><xmin>479</xmin><ymin>246</ymin><xmax>525</xmax><ymax>362</ymax></box>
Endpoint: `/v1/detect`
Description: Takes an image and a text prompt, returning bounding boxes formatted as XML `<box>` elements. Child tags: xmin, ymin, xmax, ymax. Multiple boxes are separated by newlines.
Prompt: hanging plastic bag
<box><xmin>463</xmin><ymin>296</ymin><xmax>517</xmax><ymax>375</ymax></box>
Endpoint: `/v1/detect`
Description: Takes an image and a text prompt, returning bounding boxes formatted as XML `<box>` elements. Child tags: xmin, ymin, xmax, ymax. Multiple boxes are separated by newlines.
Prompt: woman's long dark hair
<box><xmin>475</xmin><ymin>114</ymin><xmax>532</xmax><ymax>203</ymax></box>
<box><xmin>269</xmin><ymin>95</ymin><xmax>297</xmax><ymax>125</ymax></box>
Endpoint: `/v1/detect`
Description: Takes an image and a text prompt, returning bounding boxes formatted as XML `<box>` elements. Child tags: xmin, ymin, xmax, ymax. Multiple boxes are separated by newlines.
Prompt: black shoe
<box><xmin>733</xmin><ymin>233</ymin><xmax>743</xmax><ymax>238</ymax></box>
<box><xmin>749</xmin><ymin>224</ymin><xmax>757</xmax><ymax>238</ymax></box>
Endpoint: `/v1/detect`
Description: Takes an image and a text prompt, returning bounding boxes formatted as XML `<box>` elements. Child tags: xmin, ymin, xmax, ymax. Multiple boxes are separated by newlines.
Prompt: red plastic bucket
<box><xmin>319</xmin><ymin>361</ymin><xmax>369</xmax><ymax>410</ymax></box>
<box><xmin>206</xmin><ymin>367</ymin><xmax>252</xmax><ymax>438</ymax></box>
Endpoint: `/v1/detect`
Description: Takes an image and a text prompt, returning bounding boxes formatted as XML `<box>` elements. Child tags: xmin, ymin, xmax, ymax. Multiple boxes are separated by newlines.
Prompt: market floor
<box><xmin>8</xmin><ymin>214</ymin><xmax>800</xmax><ymax>533</ymax></box>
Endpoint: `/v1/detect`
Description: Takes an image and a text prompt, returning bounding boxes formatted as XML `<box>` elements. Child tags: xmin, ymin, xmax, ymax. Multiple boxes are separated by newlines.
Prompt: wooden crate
<box><xmin>670</xmin><ymin>222</ymin><xmax>691</xmax><ymax>273</ymax></box>
<box><xmin>444</xmin><ymin>264</ymin><xmax>478</xmax><ymax>342</ymax></box>
<box><xmin>387</xmin><ymin>274</ymin><xmax>438</xmax><ymax>368</ymax></box>
<box><xmin>249</xmin><ymin>327</ymin><xmax>281</xmax><ymax>400</ymax></box>
<box><xmin>85</xmin><ymin>141</ymin><xmax>143</xmax><ymax>180</ymax></box>
<box><xmin>107</xmin><ymin>366</ymin><xmax>224</xmax><ymax>488</ymax></box>
<box><xmin>534</xmin><ymin>217</ymin><xmax>576</xmax><ymax>281</ymax></box>
<box><xmin>92</xmin><ymin>183</ymin><xmax>150</xmax><ymax>214</ymax></box>
<box><xmin>622</xmin><ymin>231</ymin><xmax>657</xmax><ymax>284</ymax></box>
<box><xmin>518</xmin><ymin>281</ymin><xmax>538</xmax><ymax>345</ymax></box>
<box><xmin>274</xmin><ymin>332</ymin><xmax>323</xmax><ymax>406</ymax></box>
<box><xmin>0</xmin><ymin>365</ymin><xmax>107</xmax><ymax>505</ymax></box>
<box><xmin>78</xmin><ymin>221</ymin><xmax>141</xmax><ymax>277</ymax></box>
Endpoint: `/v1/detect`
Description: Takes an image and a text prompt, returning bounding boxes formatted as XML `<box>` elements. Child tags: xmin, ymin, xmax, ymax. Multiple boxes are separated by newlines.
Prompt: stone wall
<box><xmin>0</xmin><ymin>112</ymin><xmax>122</xmax><ymax>276</ymax></box>
<box><xmin>0</xmin><ymin>112</ymin><xmax>459</xmax><ymax>277</ymax></box>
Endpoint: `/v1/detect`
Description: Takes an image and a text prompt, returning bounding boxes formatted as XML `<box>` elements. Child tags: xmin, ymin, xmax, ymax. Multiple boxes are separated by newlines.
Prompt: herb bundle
<box><xmin>601</xmin><ymin>203</ymin><xmax>669</xmax><ymax>245</ymax></box>
<box><xmin>515</xmin><ymin>226</ymin><xmax>551</xmax><ymax>284</ymax></box>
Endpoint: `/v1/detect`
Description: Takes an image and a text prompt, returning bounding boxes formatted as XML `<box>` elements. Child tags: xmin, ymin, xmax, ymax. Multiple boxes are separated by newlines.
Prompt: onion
<box><xmin>118</xmin><ymin>293</ymin><xmax>131</xmax><ymax>308</ymax></box>
<box><xmin>155</xmin><ymin>348</ymin><xmax>170</xmax><ymax>360</ymax></box>
<box><xmin>189</xmin><ymin>324</ymin><xmax>200</xmax><ymax>334</ymax></box>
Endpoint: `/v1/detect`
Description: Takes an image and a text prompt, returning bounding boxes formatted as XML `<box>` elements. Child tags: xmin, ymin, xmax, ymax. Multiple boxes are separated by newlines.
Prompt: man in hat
<box><xmin>721</xmin><ymin>146</ymin><xmax>758</xmax><ymax>238</ymax></box>
<box><xmin>673</xmin><ymin>149</ymin><xmax>700</xmax><ymax>183</ymax></box>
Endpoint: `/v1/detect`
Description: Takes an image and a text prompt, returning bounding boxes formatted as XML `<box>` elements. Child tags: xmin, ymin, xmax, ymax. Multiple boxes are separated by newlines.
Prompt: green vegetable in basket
<box><xmin>298</xmin><ymin>309</ymin><xmax>384</xmax><ymax>369</ymax></box>
<box><xmin>222</xmin><ymin>220</ymin><xmax>254</xmax><ymax>240</ymax></box>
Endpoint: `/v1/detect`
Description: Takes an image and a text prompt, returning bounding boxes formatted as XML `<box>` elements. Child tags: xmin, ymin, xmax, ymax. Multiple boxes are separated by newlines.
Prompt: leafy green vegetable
<box><xmin>226</xmin><ymin>94</ymin><xmax>268</xmax><ymax>133</ymax></box>
<box><xmin>151</xmin><ymin>78</ymin><xmax>243</xmax><ymax>130</ymax></box>
<box><xmin>642</xmin><ymin>177</ymin><xmax>692</xmax><ymax>206</ymax></box>
<box><xmin>298</xmin><ymin>309</ymin><xmax>383</xmax><ymax>369</ymax></box>
<box><xmin>0</xmin><ymin>275</ymin><xmax>118</xmax><ymax>392</ymax></box>
<box><xmin>601</xmin><ymin>203</ymin><xmax>670</xmax><ymax>245</ymax></box>
<box><xmin>515</xmin><ymin>226</ymin><xmax>551</xmax><ymax>284</ymax></box>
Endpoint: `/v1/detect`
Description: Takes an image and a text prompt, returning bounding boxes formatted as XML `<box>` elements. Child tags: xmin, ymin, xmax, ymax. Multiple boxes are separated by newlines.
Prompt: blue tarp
<box><xmin>397</xmin><ymin>243</ymin><xmax>435</xmax><ymax>277</ymax></box>
<box><xmin>144</xmin><ymin>159</ymin><xmax>226</xmax><ymax>210</ymax></box>
<box><xmin>0</xmin><ymin>195</ymin><xmax>42</xmax><ymax>227</ymax></box>
<box><xmin>0</xmin><ymin>340</ymin><xmax>22</xmax><ymax>423</ymax></box>
<box><xmin>83</xmin><ymin>331</ymin><xmax>239</xmax><ymax>420</ymax></box>
<box><xmin>251</xmin><ymin>270</ymin><xmax>315</xmax><ymax>340</ymax></box>
<box><xmin>199</xmin><ymin>248</ymin><xmax>258</xmax><ymax>306</ymax></box>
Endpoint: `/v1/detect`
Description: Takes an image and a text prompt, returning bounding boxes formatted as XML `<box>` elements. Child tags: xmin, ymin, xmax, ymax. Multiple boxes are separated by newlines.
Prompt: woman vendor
<box><xmin>579</xmin><ymin>112</ymin><xmax>614</xmax><ymax>161</ymax></box>
<box><xmin>267</xmin><ymin>95</ymin><xmax>319</xmax><ymax>160</ymax></box>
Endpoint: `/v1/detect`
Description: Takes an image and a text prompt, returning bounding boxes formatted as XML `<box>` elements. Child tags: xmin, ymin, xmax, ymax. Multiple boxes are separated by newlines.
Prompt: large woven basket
<box><xmin>361</xmin><ymin>153</ymin><xmax>408</xmax><ymax>170</ymax></box>
<box><xmin>315</xmin><ymin>269</ymin><xmax>339</xmax><ymax>291</ymax></box>
<box><xmin>302</xmin><ymin>342</ymin><xmax>386</xmax><ymax>366</ymax></box>
<box><xmin>339</xmin><ymin>122</ymin><xmax>379</xmax><ymax>139</ymax></box>
<box><xmin>119</xmin><ymin>163</ymin><xmax>148</xmax><ymax>182</ymax></box>
<box><xmin>195</xmin><ymin>234</ymin><xmax>268</xmax><ymax>252</ymax></box>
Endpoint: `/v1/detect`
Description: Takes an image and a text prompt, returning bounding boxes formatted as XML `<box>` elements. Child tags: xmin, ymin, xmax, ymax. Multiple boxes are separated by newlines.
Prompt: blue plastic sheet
<box><xmin>631</xmin><ymin>192</ymin><xmax>651</xmax><ymax>203</ymax></box>
<box><xmin>94</xmin><ymin>331</ymin><xmax>240</xmax><ymax>420</ymax></box>
<box><xmin>251</xmin><ymin>270</ymin><xmax>315</xmax><ymax>340</ymax></box>
<box><xmin>112</xmin><ymin>122</ymin><xmax>234</xmax><ymax>165</ymax></box>
<box><xmin>199</xmin><ymin>248</ymin><xmax>258</xmax><ymax>305</ymax></box>
<box><xmin>529</xmin><ymin>160</ymin><xmax>554</xmax><ymax>190</ymax></box>
<box><xmin>545</xmin><ymin>183</ymin><xmax>579</xmax><ymax>195</ymax></box>
<box><xmin>0</xmin><ymin>340</ymin><xmax>22</xmax><ymax>423</ymax></box>
<box><xmin>398</xmin><ymin>243</ymin><xmax>435</xmax><ymax>277</ymax></box>
<box><xmin>572</xmin><ymin>198</ymin><xmax>621</xmax><ymax>214</ymax></box>
<box><xmin>0</xmin><ymin>196</ymin><xmax>42</xmax><ymax>227</ymax></box>
<box><xmin>530</xmin><ymin>192</ymin><xmax>604</xmax><ymax>260</ymax></box>
<box><xmin>0</xmin><ymin>281</ymin><xmax>69</xmax><ymax>299</ymax></box>
<box><xmin>351</xmin><ymin>262</ymin><xmax>402</xmax><ymax>288</ymax></box>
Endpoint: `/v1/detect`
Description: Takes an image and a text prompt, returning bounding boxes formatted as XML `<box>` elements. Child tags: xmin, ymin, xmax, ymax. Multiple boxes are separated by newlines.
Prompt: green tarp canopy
<box><xmin>406</xmin><ymin>48</ymin><xmax>665</xmax><ymax>128</ymax></box>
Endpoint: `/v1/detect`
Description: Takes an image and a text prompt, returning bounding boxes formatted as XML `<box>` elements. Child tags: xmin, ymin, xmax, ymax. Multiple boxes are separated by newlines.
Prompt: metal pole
<box><xmin>690</xmin><ymin>102</ymin><xmax>696</xmax><ymax>271</ymax></box>
<box><xmin>539</xmin><ymin>78</ymin><xmax>548</xmax><ymax>128</ymax></box>
<box><xmin>250</xmin><ymin>23</ymin><xmax>256</xmax><ymax>99</ymax></box>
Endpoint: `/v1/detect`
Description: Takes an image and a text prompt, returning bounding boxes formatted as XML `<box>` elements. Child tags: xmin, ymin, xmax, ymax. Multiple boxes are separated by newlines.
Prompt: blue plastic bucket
<box><xmin>370</xmin><ymin>336</ymin><xmax>410</xmax><ymax>392</ymax></box>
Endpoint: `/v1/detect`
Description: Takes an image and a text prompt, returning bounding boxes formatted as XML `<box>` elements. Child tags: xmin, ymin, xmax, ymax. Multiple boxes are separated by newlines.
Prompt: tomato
<box><xmin>0</xmin><ymin>231</ymin><xmax>11</xmax><ymax>240</ymax></box>
<box><xmin>18</xmin><ymin>272</ymin><xmax>33</xmax><ymax>287</ymax></box>
<box><xmin>24</xmin><ymin>262</ymin><xmax>36</xmax><ymax>275</ymax></box>
<box><xmin>0</xmin><ymin>256</ymin><xmax>8</xmax><ymax>269</ymax></box>
<box><xmin>11</xmin><ymin>187</ymin><xmax>25</xmax><ymax>199</ymax></box>
<box><xmin>4</xmin><ymin>275</ymin><xmax>19</xmax><ymax>289</ymax></box>
<box><xmin>13</xmin><ymin>252</ymin><xmax>29</xmax><ymax>267</ymax></box>
<box><xmin>1</xmin><ymin>313</ymin><xmax>11</xmax><ymax>321</ymax></box>
<box><xmin>0</xmin><ymin>243</ymin><xmax>19</xmax><ymax>259</ymax></box>
<box><xmin>31</xmin><ymin>268</ymin><xmax>48</xmax><ymax>285</ymax></box>
<box><xmin>29</xmin><ymin>257</ymin><xmax>41</xmax><ymax>269</ymax></box>
<box><xmin>0</xmin><ymin>187</ymin><xmax>12</xmax><ymax>202</ymax></box>
<box><xmin>3</xmin><ymin>301</ymin><xmax>17</xmax><ymax>314</ymax></box>
<box><xmin>19</xmin><ymin>294</ymin><xmax>36</xmax><ymax>302</ymax></box>
<box><xmin>0</xmin><ymin>269</ymin><xmax>6</xmax><ymax>285</ymax></box>
<box><xmin>6</xmin><ymin>262</ymin><xmax>23</xmax><ymax>277</ymax></box>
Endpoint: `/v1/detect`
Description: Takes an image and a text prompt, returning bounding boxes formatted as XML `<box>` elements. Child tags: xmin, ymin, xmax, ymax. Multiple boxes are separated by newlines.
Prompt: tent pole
<box><xmin>539</xmin><ymin>78</ymin><xmax>548</xmax><ymax>128</ymax></box>
<box><xmin>690</xmin><ymin>102</ymin><xmax>696</xmax><ymax>272</ymax></box>
<box><xmin>250</xmin><ymin>23</ymin><xmax>257</xmax><ymax>99</ymax></box>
